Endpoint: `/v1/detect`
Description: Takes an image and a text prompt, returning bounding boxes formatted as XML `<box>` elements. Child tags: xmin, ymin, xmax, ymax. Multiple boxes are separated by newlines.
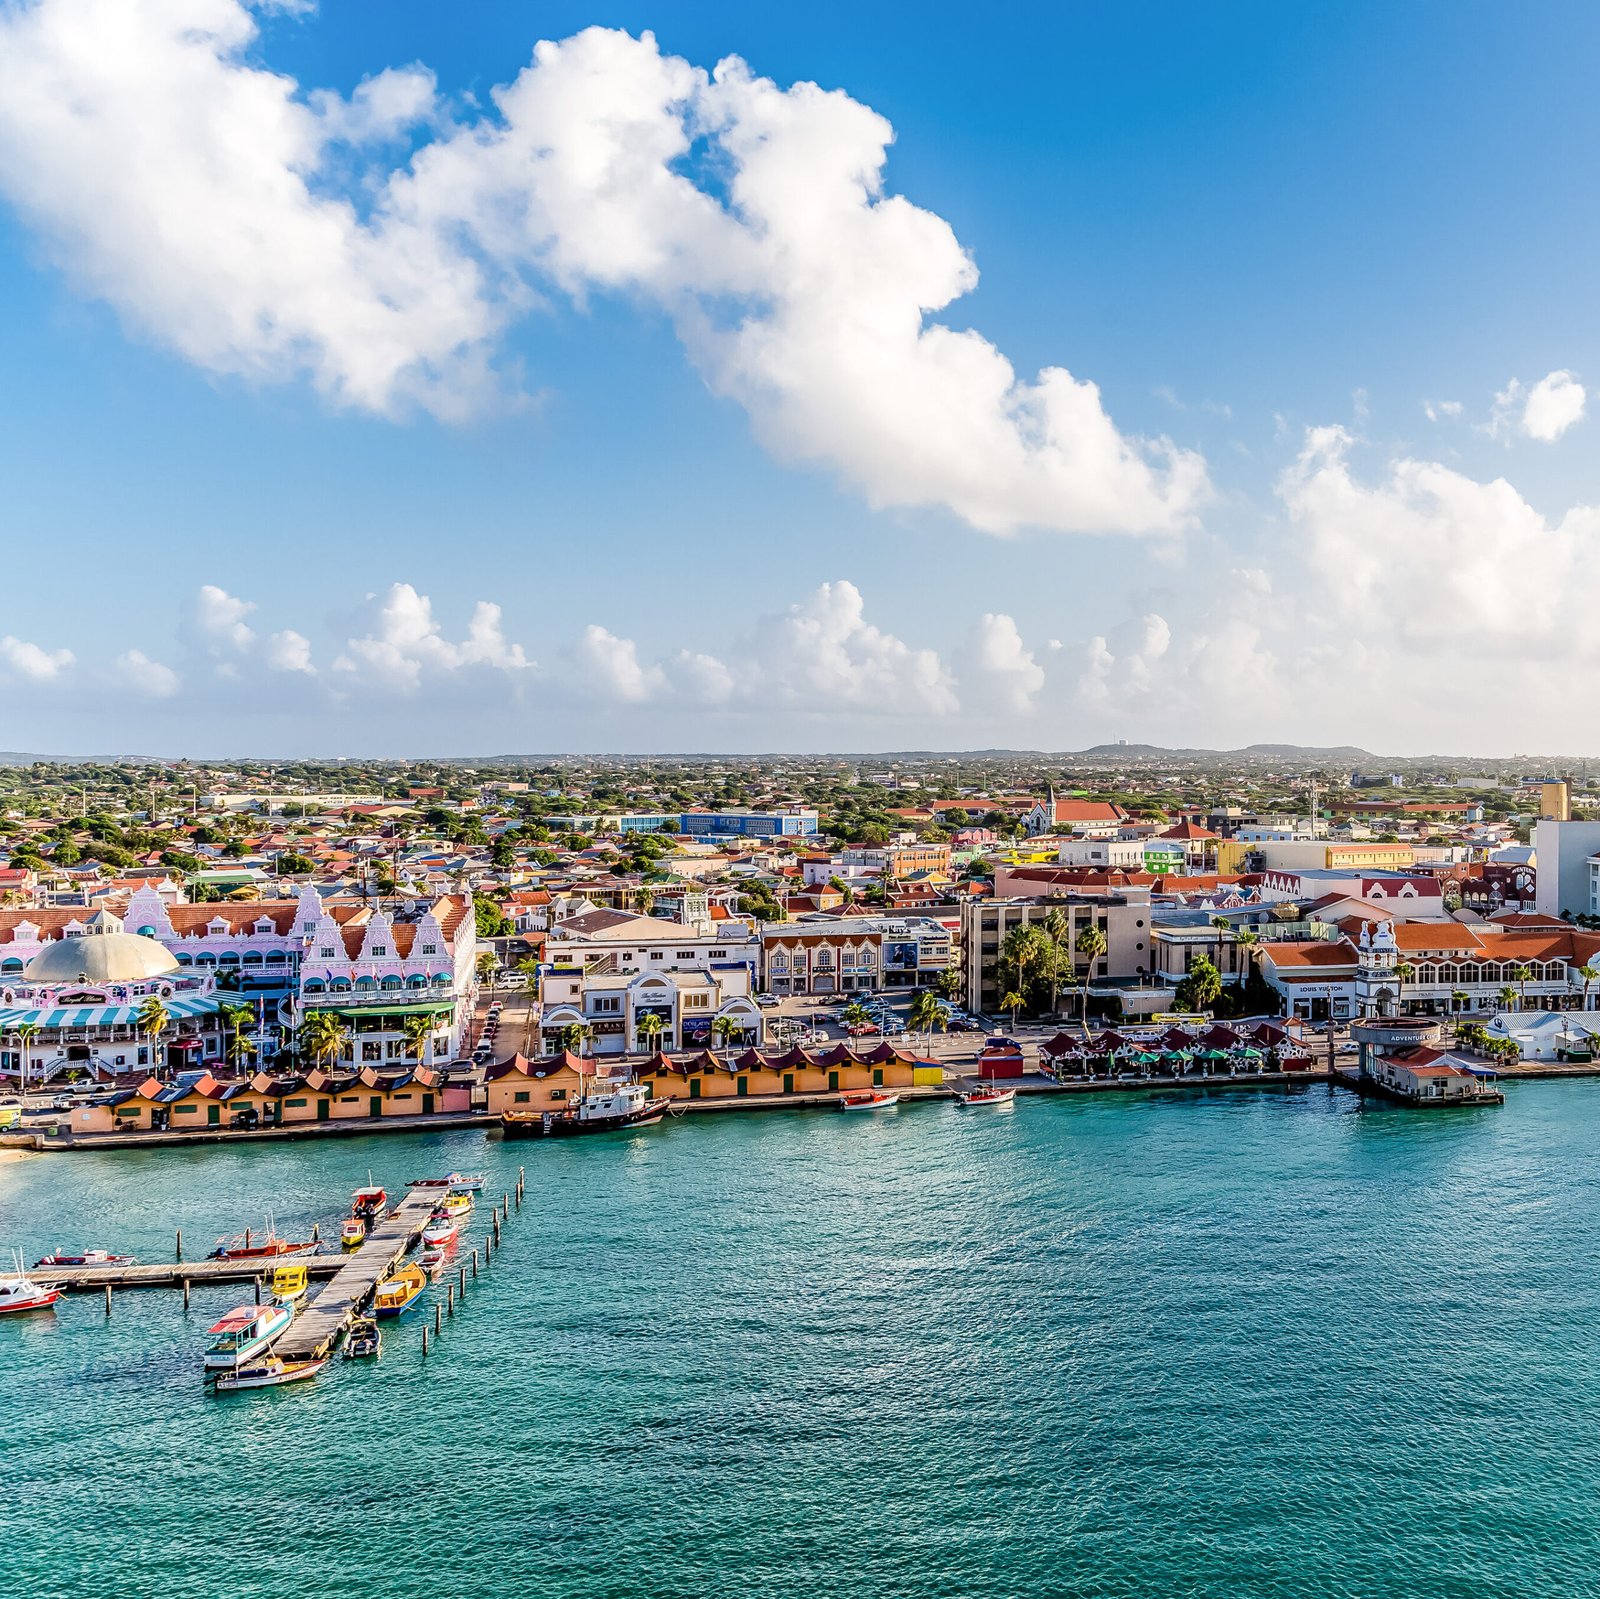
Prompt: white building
<box><xmin>1534</xmin><ymin>819</ymin><xmax>1600</xmax><ymax>917</ymax></box>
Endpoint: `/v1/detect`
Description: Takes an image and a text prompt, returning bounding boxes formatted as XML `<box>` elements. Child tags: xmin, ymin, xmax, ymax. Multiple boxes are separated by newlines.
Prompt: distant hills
<box><xmin>1069</xmin><ymin>742</ymin><xmax>1375</xmax><ymax>762</ymax></box>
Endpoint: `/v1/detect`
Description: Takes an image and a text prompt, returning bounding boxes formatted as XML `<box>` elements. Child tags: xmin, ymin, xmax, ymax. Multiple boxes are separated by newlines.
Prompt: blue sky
<box><xmin>1</xmin><ymin>0</ymin><xmax>1597</xmax><ymax>756</ymax></box>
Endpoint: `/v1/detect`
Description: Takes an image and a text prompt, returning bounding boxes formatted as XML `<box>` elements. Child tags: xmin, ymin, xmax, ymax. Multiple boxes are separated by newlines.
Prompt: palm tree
<box><xmin>476</xmin><ymin>950</ymin><xmax>499</xmax><ymax>994</ymax></box>
<box><xmin>217</xmin><ymin>1000</ymin><xmax>256</xmax><ymax>1070</ymax></box>
<box><xmin>137</xmin><ymin>996</ymin><xmax>170</xmax><ymax>1074</ymax></box>
<box><xmin>12</xmin><ymin>1020</ymin><xmax>39</xmax><ymax>1097</ymax></box>
<box><xmin>1232</xmin><ymin>928</ymin><xmax>1261</xmax><ymax>994</ymax></box>
<box><xmin>1074</xmin><ymin>926</ymin><xmax>1108</xmax><ymax>1031</ymax></box>
<box><xmin>400</xmin><ymin>1011</ymin><xmax>434</xmax><ymax>1068</ymax></box>
<box><xmin>515</xmin><ymin>956</ymin><xmax>541</xmax><ymax>997</ymax></box>
<box><xmin>908</xmin><ymin>990</ymin><xmax>945</xmax><ymax>1046</ymax></box>
<box><xmin>1497</xmin><ymin>984</ymin><xmax>1519</xmax><ymax>1014</ymax></box>
<box><xmin>1514</xmin><ymin>963</ymin><xmax>1534</xmax><ymax>1010</ymax></box>
<box><xmin>299</xmin><ymin>1010</ymin><xmax>350</xmax><ymax>1070</ymax></box>
<box><xmin>1043</xmin><ymin>908</ymin><xmax>1070</xmax><ymax>1017</ymax></box>
<box><xmin>1000</xmin><ymin>988</ymin><xmax>1024</xmax><ymax>1032</ymax></box>
<box><xmin>841</xmin><ymin>1001</ymin><xmax>870</xmax><ymax>1031</ymax></box>
<box><xmin>1580</xmin><ymin>964</ymin><xmax>1599</xmax><ymax>1012</ymax></box>
<box><xmin>557</xmin><ymin>1021</ymin><xmax>591</xmax><ymax>1056</ymax></box>
<box><xmin>1394</xmin><ymin>961</ymin><xmax>1415</xmax><ymax>1016</ymax></box>
<box><xmin>635</xmin><ymin>1010</ymin><xmax>665</xmax><ymax>1055</ymax></box>
<box><xmin>711</xmin><ymin>1014</ymin><xmax>743</xmax><ymax>1057</ymax></box>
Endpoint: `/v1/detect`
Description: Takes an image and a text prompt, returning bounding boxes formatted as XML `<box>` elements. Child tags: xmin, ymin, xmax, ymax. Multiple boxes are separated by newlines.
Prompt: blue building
<box><xmin>678</xmin><ymin>808</ymin><xmax>818</xmax><ymax>838</ymax></box>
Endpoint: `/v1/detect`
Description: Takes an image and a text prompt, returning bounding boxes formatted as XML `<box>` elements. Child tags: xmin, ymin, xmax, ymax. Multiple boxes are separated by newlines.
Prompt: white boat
<box><xmin>204</xmin><ymin>1302</ymin><xmax>294</xmax><ymax>1370</ymax></box>
<box><xmin>420</xmin><ymin>1213</ymin><xmax>458</xmax><ymax>1250</ymax></box>
<box><xmin>0</xmin><ymin>1253</ymin><xmax>61</xmax><ymax>1315</ymax></box>
<box><xmin>957</xmin><ymin>1086</ymin><xmax>1017</xmax><ymax>1107</ymax></box>
<box><xmin>837</xmin><ymin>1090</ymin><xmax>900</xmax><ymax>1111</ymax></box>
<box><xmin>213</xmin><ymin>1354</ymin><xmax>327</xmax><ymax>1392</ymax></box>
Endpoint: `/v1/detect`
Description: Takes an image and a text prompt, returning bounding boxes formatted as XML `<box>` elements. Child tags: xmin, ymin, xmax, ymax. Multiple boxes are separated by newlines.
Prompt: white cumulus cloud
<box><xmin>1488</xmin><ymin>369</ymin><xmax>1586</xmax><ymax>443</ymax></box>
<box><xmin>0</xmin><ymin>635</ymin><xmax>73</xmax><ymax>682</ymax></box>
<box><xmin>0</xmin><ymin>6</ymin><xmax>1205</xmax><ymax>537</ymax></box>
<box><xmin>115</xmin><ymin>648</ymin><xmax>180</xmax><ymax>698</ymax></box>
<box><xmin>331</xmin><ymin>584</ymin><xmax>533</xmax><ymax>694</ymax></box>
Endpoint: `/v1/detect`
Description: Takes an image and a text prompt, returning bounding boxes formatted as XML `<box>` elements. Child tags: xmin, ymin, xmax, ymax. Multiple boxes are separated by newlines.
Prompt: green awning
<box><xmin>321</xmin><ymin>1000</ymin><xmax>455</xmax><ymax>1017</ymax></box>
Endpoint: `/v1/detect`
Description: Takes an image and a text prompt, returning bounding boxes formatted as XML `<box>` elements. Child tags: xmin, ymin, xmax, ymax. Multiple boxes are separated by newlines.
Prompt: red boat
<box><xmin>1</xmin><ymin>1257</ymin><xmax>61</xmax><ymax>1315</ymax></box>
<box><xmin>209</xmin><ymin>1226</ymin><xmax>317</xmax><ymax>1261</ymax></box>
<box><xmin>957</xmin><ymin>1086</ymin><xmax>1017</xmax><ymax>1107</ymax></box>
<box><xmin>350</xmin><ymin>1186</ymin><xmax>388</xmax><ymax>1220</ymax></box>
<box><xmin>837</xmin><ymin>1089</ymin><xmax>900</xmax><ymax>1111</ymax></box>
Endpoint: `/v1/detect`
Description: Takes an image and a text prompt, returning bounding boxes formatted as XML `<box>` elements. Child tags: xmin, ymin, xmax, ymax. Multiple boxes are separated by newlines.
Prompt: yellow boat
<box><xmin>372</xmin><ymin>1264</ymin><xmax>427</xmax><ymax>1319</ymax></box>
<box><xmin>269</xmin><ymin>1262</ymin><xmax>308</xmax><ymax>1304</ymax></box>
<box><xmin>340</xmin><ymin>1216</ymin><xmax>367</xmax><ymax>1250</ymax></box>
<box><xmin>441</xmin><ymin>1189</ymin><xmax>474</xmax><ymax>1217</ymax></box>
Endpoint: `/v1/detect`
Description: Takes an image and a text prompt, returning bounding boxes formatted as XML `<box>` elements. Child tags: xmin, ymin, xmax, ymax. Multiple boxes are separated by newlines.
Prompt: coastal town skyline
<box><xmin>2</xmin><ymin>2</ymin><xmax>1598</xmax><ymax>754</ymax></box>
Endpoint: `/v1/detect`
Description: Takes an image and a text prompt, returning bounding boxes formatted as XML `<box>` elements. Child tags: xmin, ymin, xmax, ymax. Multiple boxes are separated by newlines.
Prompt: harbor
<box><xmin>6</xmin><ymin>1081</ymin><xmax>1600</xmax><ymax>1597</ymax></box>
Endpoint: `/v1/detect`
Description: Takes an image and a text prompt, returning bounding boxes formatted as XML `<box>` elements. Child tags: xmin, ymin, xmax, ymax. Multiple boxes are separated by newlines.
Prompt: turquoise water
<box><xmin>5</xmin><ymin>1082</ymin><xmax>1600</xmax><ymax>1598</ymax></box>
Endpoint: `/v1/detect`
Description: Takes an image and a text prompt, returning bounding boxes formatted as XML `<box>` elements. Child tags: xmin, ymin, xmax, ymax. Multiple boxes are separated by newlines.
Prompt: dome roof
<box><xmin>23</xmin><ymin>930</ymin><xmax>180</xmax><ymax>984</ymax></box>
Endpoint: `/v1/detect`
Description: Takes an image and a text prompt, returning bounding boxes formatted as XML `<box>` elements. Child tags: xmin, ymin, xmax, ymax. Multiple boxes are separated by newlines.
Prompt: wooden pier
<box><xmin>32</xmin><ymin>1255</ymin><xmax>349</xmax><ymax>1292</ymax></box>
<box><xmin>274</xmin><ymin>1186</ymin><xmax>441</xmax><ymax>1359</ymax></box>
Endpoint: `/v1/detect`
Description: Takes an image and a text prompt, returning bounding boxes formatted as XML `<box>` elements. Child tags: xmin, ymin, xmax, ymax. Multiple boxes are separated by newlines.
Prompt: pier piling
<box><xmin>457</xmin><ymin>1264</ymin><xmax>466</xmax><ymax>1297</ymax></box>
<box><xmin>253</xmin><ymin>1276</ymin><xmax>261</xmax><ymax>1305</ymax></box>
<box><xmin>174</xmin><ymin>1229</ymin><xmax>182</xmax><ymax>1263</ymax></box>
<box><xmin>471</xmin><ymin>1249</ymin><xmax>478</xmax><ymax>1279</ymax></box>
<box><xmin>103</xmin><ymin>1284</ymin><xmax>111</xmax><ymax>1315</ymax></box>
<box><xmin>182</xmin><ymin>1279</ymin><xmax>190</xmax><ymax>1310</ymax></box>
<box><xmin>422</xmin><ymin>1326</ymin><xmax>429</xmax><ymax>1356</ymax></box>
<box><xmin>433</xmin><ymin>1302</ymin><xmax>442</xmax><ymax>1337</ymax></box>
<box><xmin>447</xmin><ymin>1282</ymin><xmax>454</xmax><ymax>1316</ymax></box>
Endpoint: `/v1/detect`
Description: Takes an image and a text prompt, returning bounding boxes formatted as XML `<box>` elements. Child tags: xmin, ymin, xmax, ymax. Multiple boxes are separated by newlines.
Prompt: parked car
<box><xmin>755</xmin><ymin>993</ymin><xmax>780</xmax><ymax>1008</ymax></box>
<box><xmin>847</xmin><ymin>1023</ymin><xmax>881</xmax><ymax>1037</ymax></box>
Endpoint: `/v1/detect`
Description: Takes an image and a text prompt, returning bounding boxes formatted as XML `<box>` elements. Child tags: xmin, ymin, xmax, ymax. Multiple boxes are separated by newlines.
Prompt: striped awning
<box><xmin>0</xmin><ymin>993</ymin><xmax>226</xmax><ymax>1030</ymax></box>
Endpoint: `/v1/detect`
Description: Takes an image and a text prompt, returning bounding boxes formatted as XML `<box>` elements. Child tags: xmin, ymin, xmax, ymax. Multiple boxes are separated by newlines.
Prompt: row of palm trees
<box><xmin>994</xmin><ymin>913</ymin><xmax>1110</xmax><ymax>1030</ymax></box>
<box><xmin>554</xmin><ymin>1011</ymin><xmax>748</xmax><ymax>1056</ymax></box>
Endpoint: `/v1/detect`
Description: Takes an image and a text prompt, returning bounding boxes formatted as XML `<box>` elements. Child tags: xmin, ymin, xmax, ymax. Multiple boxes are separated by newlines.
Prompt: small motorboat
<box><xmin>0</xmin><ymin>1254</ymin><xmax>62</xmax><ymax>1315</ymax></box>
<box><xmin>34</xmin><ymin>1249</ymin><xmax>137</xmax><ymax>1267</ymax></box>
<box><xmin>420</xmin><ymin>1212</ymin><xmax>458</xmax><ymax>1250</ymax></box>
<box><xmin>350</xmin><ymin>1186</ymin><xmax>388</xmax><ymax>1220</ymax></box>
<box><xmin>957</xmin><ymin>1086</ymin><xmax>1017</xmax><ymax>1107</ymax></box>
<box><xmin>209</xmin><ymin>1223</ymin><xmax>317</xmax><ymax>1262</ymax></box>
<box><xmin>418</xmin><ymin>1238</ymin><xmax>458</xmax><ymax>1278</ymax></box>
<box><xmin>372</xmin><ymin>1264</ymin><xmax>427</xmax><ymax>1319</ymax></box>
<box><xmin>340</xmin><ymin>1216</ymin><xmax>367</xmax><ymax>1250</ymax></box>
<box><xmin>204</xmin><ymin>1302</ymin><xmax>295</xmax><ymax>1370</ymax></box>
<box><xmin>269</xmin><ymin>1261</ymin><xmax>309</xmax><ymax>1304</ymax></box>
<box><xmin>343</xmin><ymin>1317</ymin><xmax>382</xmax><ymax>1359</ymax></box>
<box><xmin>408</xmin><ymin>1172</ymin><xmax>485</xmax><ymax>1192</ymax></box>
<box><xmin>439</xmin><ymin>1189</ymin><xmax>473</xmax><ymax>1217</ymax></box>
<box><xmin>213</xmin><ymin>1354</ymin><xmax>327</xmax><ymax>1393</ymax></box>
<box><xmin>838</xmin><ymin>1090</ymin><xmax>900</xmax><ymax>1111</ymax></box>
<box><xmin>502</xmin><ymin>1082</ymin><xmax>669</xmax><ymax>1138</ymax></box>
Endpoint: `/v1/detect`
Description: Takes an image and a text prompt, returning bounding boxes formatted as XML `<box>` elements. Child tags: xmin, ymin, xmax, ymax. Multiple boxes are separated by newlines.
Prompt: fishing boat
<box><xmin>501</xmin><ymin>1081</ymin><xmax>668</xmax><ymax>1138</ymax></box>
<box><xmin>372</xmin><ymin>1264</ymin><xmax>427</xmax><ymax>1318</ymax></box>
<box><xmin>203</xmin><ymin>1302</ymin><xmax>294</xmax><ymax>1370</ymax></box>
<box><xmin>0</xmin><ymin>1254</ymin><xmax>61</xmax><ymax>1315</ymax></box>
<box><xmin>838</xmin><ymin>1090</ymin><xmax>900</xmax><ymax>1111</ymax></box>
<box><xmin>408</xmin><ymin>1172</ymin><xmax>485</xmax><ymax>1192</ymax></box>
<box><xmin>350</xmin><ymin>1185</ymin><xmax>388</xmax><ymax>1220</ymax></box>
<box><xmin>340</xmin><ymin>1216</ymin><xmax>367</xmax><ymax>1250</ymax></box>
<box><xmin>208</xmin><ymin>1222</ymin><xmax>317</xmax><ymax>1261</ymax></box>
<box><xmin>957</xmin><ymin>1086</ymin><xmax>1017</xmax><ymax>1107</ymax></box>
<box><xmin>420</xmin><ymin>1212</ymin><xmax>458</xmax><ymax>1250</ymax></box>
<box><xmin>213</xmin><ymin>1354</ymin><xmax>327</xmax><ymax>1393</ymax></box>
<box><xmin>34</xmin><ymin>1248</ymin><xmax>137</xmax><ymax>1267</ymax></box>
<box><xmin>269</xmin><ymin>1261</ymin><xmax>309</xmax><ymax>1304</ymax></box>
<box><xmin>344</xmin><ymin>1317</ymin><xmax>381</xmax><ymax>1359</ymax></box>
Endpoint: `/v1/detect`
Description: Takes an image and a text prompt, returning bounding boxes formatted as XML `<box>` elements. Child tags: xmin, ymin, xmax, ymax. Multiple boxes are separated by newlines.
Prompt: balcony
<box><xmin>300</xmin><ymin>983</ymin><xmax>456</xmax><ymax>1013</ymax></box>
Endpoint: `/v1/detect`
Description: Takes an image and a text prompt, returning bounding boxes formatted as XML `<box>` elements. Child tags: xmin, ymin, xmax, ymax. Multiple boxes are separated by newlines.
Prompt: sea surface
<box><xmin>4</xmin><ymin>1082</ymin><xmax>1600</xmax><ymax>1599</ymax></box>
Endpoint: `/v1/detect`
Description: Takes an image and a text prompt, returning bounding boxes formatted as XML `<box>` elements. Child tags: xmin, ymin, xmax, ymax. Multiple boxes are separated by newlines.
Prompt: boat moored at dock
<box><xmin>501</xmin><ymin>1081</ymin><xmax>668</xmax><ymax>1138</ymax></box>
<box><xmin>372</xmin><ymin>1264</ymin><xmax>427</xmax><ymax>1318</ymax></box>
<box><xmin>420</xmin><ymin>1212</ymin><xmax>458</xmax><ymax>1250</ymax></box>
<box><xmin>340</xmin><ymin>1216</ymin><xmax>367</xmax><ymax>1249</ymax></box>
<box><xmin>838</xmin><ymin>1090</ymin><xmax>900</xmax><ymax>1111</ymax></box>
<box><xmin>957</xmin><ymin>1086</ymin><xmax>1017</xmax><ymax>1107</ymax></box>
<box><xmin>269</xmin><ymin>1262</ymin><xmax>309</xmax><ymax>1304</ymax></box>
<box><xmin>204</xmin><ymin>1302</ymin><xmax>294</xmax><ymax>1370</ymax></box>
<box><xmin>209</xmin><ymin>1224</ymin><xmax>318</xmax><ymax>1262</ymax></box>
<box><xmin>35</xmin><ymin>1249</ymin><xmax>137</xmax><ymax>1267</ymax></box>
<box><xmin>0</xmin><ymin>1254</ymin><xmax>62</xmax><ymax>1315</ymax></box>
<box><xmin>213</xmin><ymin>1354</ymin><xmax>327</xmax><ymax>1392</ymax></box>
<box><xmin>343</xmin><ymin>1317</ymin><xmax>381</xmax><ymax>1359</ymax></box>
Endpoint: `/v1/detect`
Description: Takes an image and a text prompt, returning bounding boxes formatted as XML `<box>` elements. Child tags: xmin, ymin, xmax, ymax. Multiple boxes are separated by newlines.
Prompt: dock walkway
<box><xmin>274</xmin><ymin>1186</ymin><xmax>439</xmax><ymax>1359</ymax></box>
<box><xmin>33</xmin><ymin>1255</ymin><xmax>347</xmax><ymax>1292</ymax></box>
